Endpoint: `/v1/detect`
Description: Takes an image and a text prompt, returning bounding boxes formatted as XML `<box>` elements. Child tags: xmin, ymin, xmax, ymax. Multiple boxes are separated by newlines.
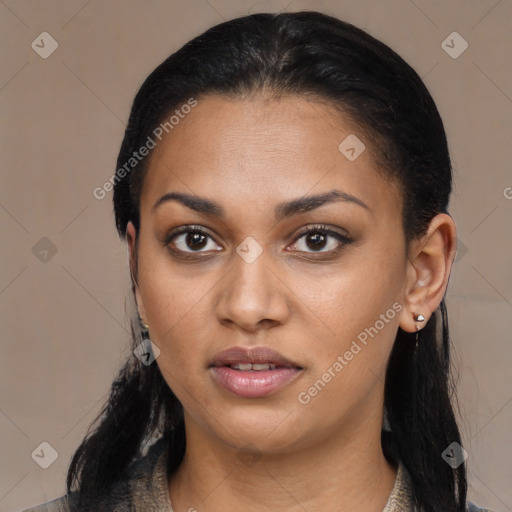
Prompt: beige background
<box><xmin>0</xmin><ymin>1</ymin><xmax>510</xmax><ymax>511</ymax></box>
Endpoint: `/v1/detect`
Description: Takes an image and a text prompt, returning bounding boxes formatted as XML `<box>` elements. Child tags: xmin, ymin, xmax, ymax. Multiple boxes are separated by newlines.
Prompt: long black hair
<box><xmin>67</xmin><ymin>11</ymin><xmax>466</xmax><ymax>511</ymax></box>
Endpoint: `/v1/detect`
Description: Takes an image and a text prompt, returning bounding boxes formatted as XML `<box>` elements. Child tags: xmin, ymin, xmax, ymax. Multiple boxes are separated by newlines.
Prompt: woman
<box><xmin>24</xmin><ymin>10</ymin><xmax>493</xmax><ymax>512</ymax></box>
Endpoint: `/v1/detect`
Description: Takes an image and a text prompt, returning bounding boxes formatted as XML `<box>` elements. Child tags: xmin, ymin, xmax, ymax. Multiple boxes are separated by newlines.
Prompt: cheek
<box><xmin>290</xmin><ymin>249</ymin><xmax>404</xmax><ymax>385</ymax></box>
<box><xmin>138</xmin><ymin>243</ymin><xmax>207</xmax><ymax>324</ymax></box>
<box><xmin>141</xmin><ymin>279</ymin><xmax>212</xmax><ymax>406</ymax></box>
<box><xmin>293</xmin><ymin>249</ymin><xmax>403</xmax><ymax>335</ymax></box>
<box><xmin>294</xmin><ymin>293</ymin><xmax>400</xmax><ymax>427</ymax></box>
<box><xmin>137</xmin><ymin>251</ymin><xmax>216</xmax><ymax>368</ymax></box>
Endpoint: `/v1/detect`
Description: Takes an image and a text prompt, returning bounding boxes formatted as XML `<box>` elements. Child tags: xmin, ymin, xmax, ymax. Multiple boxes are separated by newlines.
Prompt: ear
<box><xmin>126</xmin><ymin>221</ymin><xmax>147</xmax><ymax>323</ymax></box>
<box><xmin>398</xmin><ymin>213</ymin><xmax>457</xmax><ymax>333</ymax></box>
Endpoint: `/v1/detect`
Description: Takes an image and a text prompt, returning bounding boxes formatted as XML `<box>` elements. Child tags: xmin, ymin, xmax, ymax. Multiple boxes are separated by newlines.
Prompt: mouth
<box><xmin>209</xmin><ymin>346</ymin><xmax>303</xmax><ymax>398</ymax></box>
<box><xmin>209</xmin><ymin>346</ymin><xmax>303</xmax><ymax>370</ymax></box>
<box><xmin>221</xmin><ymin>362</ymin><xmax>288</xmax><ymax>371</ymax></box>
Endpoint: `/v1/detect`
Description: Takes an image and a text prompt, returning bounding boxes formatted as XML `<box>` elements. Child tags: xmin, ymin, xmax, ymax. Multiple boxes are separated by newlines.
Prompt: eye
<box><xmin>163</xmin><ymin>223</ymin><xmax>352</xmax><ymax>257</ymax></box>
<box><xmin>164</xmin><ymin>225</ymin><xmax>222</xmax><ymax>253</ymax></box>
<box><xmin>288</xmin><ymin>224</ymin><xmax>352</xmax><ymax>254</ymax></box>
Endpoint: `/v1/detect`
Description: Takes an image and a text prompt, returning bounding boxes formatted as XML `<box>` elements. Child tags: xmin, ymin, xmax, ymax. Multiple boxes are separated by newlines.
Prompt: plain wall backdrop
<box><xmin>1</xmin><ymin>1</ymin><xmax>510</xmax><ymax>511</ymax></box>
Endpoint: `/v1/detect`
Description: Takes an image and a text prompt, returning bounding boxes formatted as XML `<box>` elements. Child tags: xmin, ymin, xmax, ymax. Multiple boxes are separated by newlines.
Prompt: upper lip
<box><xmin>210</xmin><ymin>346</ymin><xmax>302</xmax><ymax>368</ymax></box>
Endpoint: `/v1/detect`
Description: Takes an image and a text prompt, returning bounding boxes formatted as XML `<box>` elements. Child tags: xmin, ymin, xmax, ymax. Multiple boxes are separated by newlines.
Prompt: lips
<box><xmin>209</xmin><ymin>346</ymin><xmax>303</xmax><ymax>398</ymax></box>
<box><xmin>209</xmin><ymin>346</ymin><xmax>302</xmax><ymax>369</ymax></box>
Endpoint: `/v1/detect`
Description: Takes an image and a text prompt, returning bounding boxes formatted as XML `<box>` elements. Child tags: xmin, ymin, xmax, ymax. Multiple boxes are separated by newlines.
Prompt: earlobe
<box><xmin>126</xmin><ymin>221</ymin><xmax>137</xmax><ymax>256</ymax></box>
<box><xmin>399</xmin><ymin>213</ymin><xmax>457</xmax><ymax>333</ymax></box>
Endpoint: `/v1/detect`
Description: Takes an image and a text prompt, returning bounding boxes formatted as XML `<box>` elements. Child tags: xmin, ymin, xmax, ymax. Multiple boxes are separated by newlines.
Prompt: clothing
<box><xmin>22</xmin><ymin>436</ymin><xmax>493</xmax><ymax>512</ymax></box>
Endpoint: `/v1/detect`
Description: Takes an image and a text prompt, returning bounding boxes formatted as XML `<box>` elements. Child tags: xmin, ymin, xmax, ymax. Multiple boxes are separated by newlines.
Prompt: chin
<box><xmin>208</xmin><ymin>404</ymin><xmax>308</xmax><ymax>453</ymax></box>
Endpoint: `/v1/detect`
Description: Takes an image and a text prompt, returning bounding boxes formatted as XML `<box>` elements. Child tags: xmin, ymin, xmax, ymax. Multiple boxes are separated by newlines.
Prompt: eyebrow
<box><xmin>152</xmin><ymin>189</ymin><xmax>372</xmax><ymax>220</ymax></box>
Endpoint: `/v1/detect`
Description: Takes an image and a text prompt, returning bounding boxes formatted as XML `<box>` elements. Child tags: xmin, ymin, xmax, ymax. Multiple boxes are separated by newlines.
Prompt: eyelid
<box><xmin>288</xmin><ymin>224</ymin><xmax>352</xmax><ymax>253</ymax></box>
<box><xmin>292</xmin><ymin>224</ymin><xmax>351</xmax><ymax>242</ymax></box>
<box><xmin>163</xmin><ymin>224</ymin><xmax>218</xmax><ymax>245</ymax></box>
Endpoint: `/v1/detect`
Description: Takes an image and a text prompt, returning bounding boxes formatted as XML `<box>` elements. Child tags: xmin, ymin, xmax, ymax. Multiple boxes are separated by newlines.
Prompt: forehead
<box><xmin>140</xmin><ymin>94</ymin><xmax>401</xmax><ymax>221</ymax></box>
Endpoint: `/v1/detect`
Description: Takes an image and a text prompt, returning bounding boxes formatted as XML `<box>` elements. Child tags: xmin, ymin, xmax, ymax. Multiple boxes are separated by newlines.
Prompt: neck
<box><xmin>168</xmin><ymin>413</ymin><xmax>398</xmax><ymax>512</ymax></box>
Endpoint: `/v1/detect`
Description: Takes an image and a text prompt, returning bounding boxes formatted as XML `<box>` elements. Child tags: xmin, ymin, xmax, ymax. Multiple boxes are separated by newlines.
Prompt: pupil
<box><xmin>307</xmin><ymin>232</ymin><xmax>326</xmax><ymax>250</ymax></box>
<box><xmin>187</xmin><ymin>232</ymin><xmax>207</xmax><ymax>250</ymax></box>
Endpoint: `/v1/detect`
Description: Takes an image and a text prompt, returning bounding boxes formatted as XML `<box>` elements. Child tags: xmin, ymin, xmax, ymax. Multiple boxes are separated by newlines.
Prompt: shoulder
<box><xmin>21</xmin><ymin>435</ymin><xmax>172</xmax><ymax>512</ymax></box>
<box><xmin>467</xmin><ymin>501</ymin><xmax>495</xmax><ymax>512</ymax></box>
<box><xmin>21</xmin><ymin>494</ymin><xmax>74</xmax><ymax>512</ymax></box>
<box><xmin>384</xmin><ymin>459</ymin><xmax>494</xmax><ymax>512</ymax></box>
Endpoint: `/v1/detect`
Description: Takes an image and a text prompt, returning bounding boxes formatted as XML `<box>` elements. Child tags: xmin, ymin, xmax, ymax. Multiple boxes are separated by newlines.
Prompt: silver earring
<box><xmin>414</xmin><ymin>314</ymin><xmax>425</xmax><ymax>344</ymax></box>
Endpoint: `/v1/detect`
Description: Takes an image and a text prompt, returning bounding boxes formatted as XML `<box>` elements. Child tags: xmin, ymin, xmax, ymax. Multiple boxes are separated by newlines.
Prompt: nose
<box><xmin>215</xmin><ymin>249</ymin><xmax>291</xmax><ymax>333</ymax></box>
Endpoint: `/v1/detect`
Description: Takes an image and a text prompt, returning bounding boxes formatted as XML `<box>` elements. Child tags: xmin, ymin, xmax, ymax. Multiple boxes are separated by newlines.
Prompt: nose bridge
<box><xmin>233</xmin><ymin>245</ymin><xmax>271</xmax><ymax>294</ymax></box>
<box><xmin>216</xmin><ymin>242</ymin><xmax>289</xmax><ymax>329</ymax></box>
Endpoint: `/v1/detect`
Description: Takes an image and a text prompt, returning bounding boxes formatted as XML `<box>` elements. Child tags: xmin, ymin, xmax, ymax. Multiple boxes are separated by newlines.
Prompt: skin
<box><xmin>126</xmin><ymin>94</ymin><xmax>457</xmax><ymax>512</ymax></box>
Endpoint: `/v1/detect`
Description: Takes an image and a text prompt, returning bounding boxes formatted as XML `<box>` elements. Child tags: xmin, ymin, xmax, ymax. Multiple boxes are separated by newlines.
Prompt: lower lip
<box><xmin>210</xmin><ymin>366</ymin><xmax>302</xmax><ymax>398</ymax></box>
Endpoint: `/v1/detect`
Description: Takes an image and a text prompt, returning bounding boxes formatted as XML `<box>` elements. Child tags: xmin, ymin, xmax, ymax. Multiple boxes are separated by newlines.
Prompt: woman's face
<box><xmin>128</xmin><ymin>94</ymin><xmax>412</xmax><ymax>454</ymax></box>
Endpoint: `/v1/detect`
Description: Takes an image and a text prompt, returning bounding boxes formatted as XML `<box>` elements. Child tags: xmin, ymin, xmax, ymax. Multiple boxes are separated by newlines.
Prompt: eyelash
<box><xmin>163</xmin><ymin>224</ymin><xmax>352</xmax><ymax>258</ymax></box>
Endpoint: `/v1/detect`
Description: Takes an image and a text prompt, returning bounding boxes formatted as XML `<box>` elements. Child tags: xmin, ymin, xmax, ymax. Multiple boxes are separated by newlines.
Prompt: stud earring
<box><xmin>140</xmin><ymin>319</ymin><xmax>150</xmax><ymax>339</ymax></box>
<box><xmin>413</xmin><ymin>313</ymin><xmax>425</xmax><ymax>344</ymax></box>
